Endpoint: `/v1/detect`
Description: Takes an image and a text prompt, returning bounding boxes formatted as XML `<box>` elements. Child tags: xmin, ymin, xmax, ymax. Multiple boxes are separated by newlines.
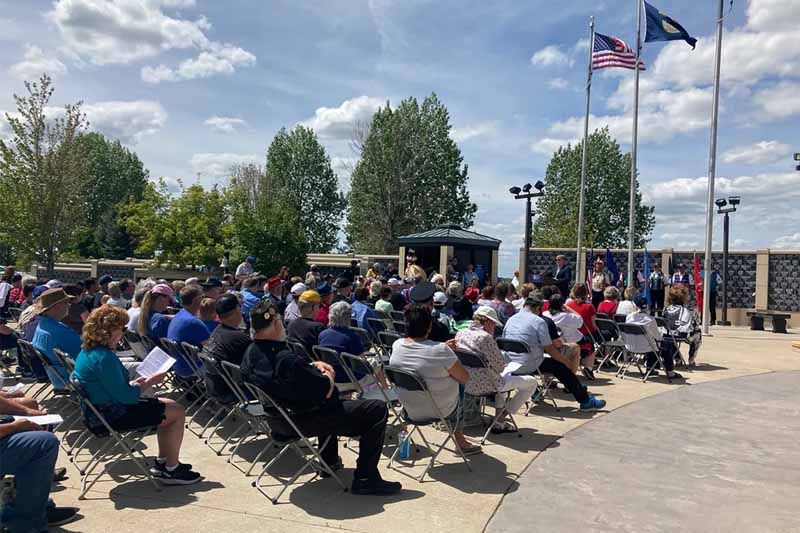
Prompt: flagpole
<box><xmin>627</xmin><ymin>0</ymin><xmax>643</xmax><ymax>288</ymax></box>
<box><xmin>702</xmin><ymin>0</ymin><xmax>725</xmax><ymax>335</ymax></box>
<box><xmin>576</xmin><ymin>16</ymin><xmax>595</xmax><ymax>285</ymax></box>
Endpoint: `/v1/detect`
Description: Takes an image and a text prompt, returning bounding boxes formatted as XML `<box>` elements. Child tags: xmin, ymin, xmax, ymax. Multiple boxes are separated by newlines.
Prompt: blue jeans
<box><xmin>0</xmin><ymin>431</ymin><xmax>58</xmax><ymax>533</ymax></box>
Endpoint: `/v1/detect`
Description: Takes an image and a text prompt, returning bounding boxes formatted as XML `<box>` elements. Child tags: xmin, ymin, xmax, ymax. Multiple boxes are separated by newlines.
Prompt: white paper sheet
<box><xmin>2</xmin><ymin>383</ymin><xmax>26</xmax><ymax>395</ymax></box>
<box><xmin>136</xmin><ymin>347</ymin><xmax>175</xmax><ymax>378</ymax></box>
<box><xmin>13</xmin><ymin>414</ymin><xmax>64</xmax><ymax>426</ymax></box>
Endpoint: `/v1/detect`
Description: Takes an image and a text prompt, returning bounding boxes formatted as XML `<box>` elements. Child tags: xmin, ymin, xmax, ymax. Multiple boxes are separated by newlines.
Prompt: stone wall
<box><xmin>768</xmin><ymin>254</ymin><xmax>800</xmax><ymax>312</ymax></box>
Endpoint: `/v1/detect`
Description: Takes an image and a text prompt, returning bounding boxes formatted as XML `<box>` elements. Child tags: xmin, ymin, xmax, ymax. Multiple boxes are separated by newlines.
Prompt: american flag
<box><xmin>592</xmin><ymin>32</ymin><xmax>646</xmax><ymax>71</ymax></box>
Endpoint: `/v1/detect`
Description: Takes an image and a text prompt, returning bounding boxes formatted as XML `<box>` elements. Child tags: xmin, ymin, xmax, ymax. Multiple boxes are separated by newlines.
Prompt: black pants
<box><xmin>650</xmin><ymin>289</ymin><xmax>664</xmax><ymax>314</ymax></box>
<box><xmin>709</xmin><ymin>290</ymin><xmax>718</xmax><ymax>323</ymax></box>
<box><xmin>591</xmin><ymin>290</ymin><xmax>604</xmax><ymax>309</ymax></box>
<box><xmin>277</xmin><ymin>399</ymin><xmax>388</xmax><ymax>481</ymax></box>
<box><xmin>539</xmin><ymin>358</ymin><xmax>590</xmax><ymax>404</ymax></box>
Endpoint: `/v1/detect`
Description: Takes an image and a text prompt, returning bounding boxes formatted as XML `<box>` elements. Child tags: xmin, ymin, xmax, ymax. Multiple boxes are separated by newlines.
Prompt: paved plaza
<box><xmin>50</xmin><ymin>326</ymin><xmax>800</xmax><ymax>533</ymax></box>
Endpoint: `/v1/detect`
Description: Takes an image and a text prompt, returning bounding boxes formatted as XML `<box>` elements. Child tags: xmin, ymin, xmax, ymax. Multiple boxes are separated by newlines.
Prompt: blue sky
<box><xmin>1</xmin><ymin>0</ymin><xmax>798</xmax><ymax>275</ymax></box>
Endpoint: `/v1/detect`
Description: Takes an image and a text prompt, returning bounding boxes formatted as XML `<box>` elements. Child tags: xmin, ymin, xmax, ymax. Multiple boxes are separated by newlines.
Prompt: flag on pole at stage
<box><xmin>643</xmin><ymin>249</ymin><xmax>652</xmax><ymax>306</ymax></box>
<box><xmin>692</xmin><ymin>253</ymin><xmax>704</xmax><ymax>311</ymax></box>
<box><xmin>605</xmin><ymin>249</ymin><xmax>620</xmax><ymax>285</ymax></box>
<box><xmin>592</xmin><ymin>32</ymin><xmax>646</xmax><ymax>71</ymax></box>
<box><xmin>644</xmin><ymin>1</ymin><xmax>698</xmax><ymax>49</ymax></box>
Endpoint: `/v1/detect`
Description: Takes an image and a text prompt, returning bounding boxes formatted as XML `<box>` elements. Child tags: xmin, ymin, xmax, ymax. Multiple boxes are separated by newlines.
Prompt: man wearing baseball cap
<box><xmin>332</xmin><ymin>277</ymin><xmax>353</xmax><ymax>304</ymax></box>
<box><xmin>31</xmin><ymin>288</ymin><xmax>81</xmax><ymax>390</ymax></box>
<box><xmin>201</xmin><ymin>277</ymin><xmax>224</xmax><ymax>300</ymax></box>
<box><xmin>287</xmin><ymin>290</ymin><xmax>324</xmax><ymax>353</ymax></box>
<box><xmin>409</xmin><ymin>281</ymin><xmax>453</xmax><ymax>342</ymax></box>
<box><xmin>265</xmin><ymin>276</ymin><xmax>286</xmax><ymax>314</ymax></box>
<box><xmin>236</xmin><ymin>256</ymin><xmax>255</xmax><ymax>280</ymax></box>
<box><xmin>313</xmin><ymin>282</ymin><xmax>334</xmax><ymax>325</ymax></box>
<box><xmin>202</xmin><ymin>294</ymin><xmax>251</xmax><ymax>399</ymax></box>
<box><xmin>283</xmin><ymin>282</ymin><xmax>307</xmax><ymax>324</ymax></box>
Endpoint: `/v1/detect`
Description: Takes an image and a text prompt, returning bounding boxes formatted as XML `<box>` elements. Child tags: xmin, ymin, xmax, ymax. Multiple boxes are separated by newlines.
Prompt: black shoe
<box><xmin>351</xmin><ymin>477</ymin><xmax>402</xmax><ymax>495</ymax></box>
<box><xmin>47</xmin><ymin>506</ymin><xmax>80</xmax><ymax>527</ymax></box>
<box><xmin>581</xmin><ymin>367</ymin><xmax>595</xmax><ymax>380</ymax></box>
<box><xmin>157</xmin><ymin>464</ymin><xmax>202</xmax><ymax>485</ymax></box>
<box><xmin>151</xmin><ymin>460</ymin><xmax>193</xmax><ymax>476</ymax></box>
<box><xmin>318</xmin><ymin>457</ymin><xmax>344</xmax><ymax>478</ymax></box>
<box><xmin>53</xmin><ymin>467</ymin><xmax>68</xmax><ymax>482</ymax></box>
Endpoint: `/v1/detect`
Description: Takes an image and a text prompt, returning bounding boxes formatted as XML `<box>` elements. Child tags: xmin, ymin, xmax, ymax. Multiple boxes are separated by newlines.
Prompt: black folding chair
<box><xmin>453</xmin><ymin>349</ymin><xmax>521</xmax><ymax>444</ymax></box>
<box><xmin>70</xmin><ymin>375</ymin><xmax>161</xmax><ymax>499</ymax></box>
<box><xmin>159</xmin><ymin>338</ymin><xmax>202</xmax><ymax>403</ymax></box>
<box><xmin>367</xmin><ymin>317</ymin><xmax>391</xmax><ymax>360</ymax></box>
<box><xmin>244</xmin><ymin>382</ymin><xmax>347</xmax><ymax>504</ymax></box>
<box><xmin>656</xmin><ymin>317</ymin><xmax>687</xmax><ymax>367</ymax></box>
<box><xmin>124</xmin><ymin>330</ymin><xmax>150</xmax><ymax>361</ymax></box>
<box><xmin>617</xmin><ymin>322</ymin><xmax>670</xmax><ymax>383</ymax></box>
<box><xmin>613</xmin><ymin>314</ymin><xmax>627</xmax><ymax>324</ymax></box>
<box><xmin>495</xmin><ymin>337</ymin><xmax>559</xmax><ymax>415</ymax></box>
<box><xmin>392</xmin><ymin>321</ymin><xmax>406</xmax><ymax>334</ymax></box>
<box><xmin>15</xmin><ymin>340</ymin><xmax>53</xmax><ymax>400</ymax></box>
<box><xmin>311</xmin><ymin>346</ymin><xmax>359</xmax><ymax>395</ymax></box>
<box><xmin>596</xmin><ymin>312</ymin><xmax>610</xmax><ymax>320</ymax></box>
<box><xmin>378</xmin><ymin>331</ymin><xmax>402</xmax><ymax>358</ymax></box>
<box><xmin>390</xmin><ymin>310</ymin><xmax>404</xmax><ymax>322</ymax></box>
<box><xmin>287</xmin><ymin>340</ymin><xmax>315</xmax><ymax>362</ymax></box>
<box><xmin>594</xmin><ymin>318</ymin><xmax>626</xmax><ymax>371</ymax></box>
<box><xmin>384</xmin><ymin>366</ymin><xmax>472</xmax><ymax>482</ymax></box>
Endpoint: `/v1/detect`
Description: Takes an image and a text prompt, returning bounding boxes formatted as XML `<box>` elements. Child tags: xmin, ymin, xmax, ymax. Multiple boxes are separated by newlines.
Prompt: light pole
<box><xmin>714</xmin><ymin>195</ymin><xmax>740</xmax><ymax>326</ymax></box>
<box><xmin>510</xmin><ymin>181</ymin><xmax>545</xmax><ymax>284</ymax></box>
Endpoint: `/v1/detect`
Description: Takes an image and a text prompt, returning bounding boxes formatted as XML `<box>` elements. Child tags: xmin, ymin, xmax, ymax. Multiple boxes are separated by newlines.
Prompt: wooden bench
<box><xmin>746</xmin><ymin>311</ymin><xmax>791</xmax><ymax>334</ymax></box>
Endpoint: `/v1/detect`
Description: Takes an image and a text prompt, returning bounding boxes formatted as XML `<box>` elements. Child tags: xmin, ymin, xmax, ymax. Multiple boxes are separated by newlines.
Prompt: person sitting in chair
<box><xmin>663</xmin><ymin>285</ymin><xmax>702</xmax><ymax>366</ymax></box>
<box><xmin>625</xmin><ymin>295</ymin><xmax>683</xmax><ymax>380</ymax></box>
<box><xmin>240</xmin><ymin>299</ymin><xmax>401</xmax><ymax>496</ymax></box>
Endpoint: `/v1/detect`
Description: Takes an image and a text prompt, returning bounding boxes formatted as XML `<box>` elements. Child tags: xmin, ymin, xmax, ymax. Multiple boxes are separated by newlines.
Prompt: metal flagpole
<box><xmin>576</xmin><ymin>16</ymin><xmax>595</xmax><ymax>284</ymax></box>
<box><xmin>627</xmin><ymin>0</ymin><xmax>643</xmax><ymax>288</ymax></box>
<box><xmin>702</xmin><ymin>0</ymin><xmax>725</xmax><ymax>335</ymax></box>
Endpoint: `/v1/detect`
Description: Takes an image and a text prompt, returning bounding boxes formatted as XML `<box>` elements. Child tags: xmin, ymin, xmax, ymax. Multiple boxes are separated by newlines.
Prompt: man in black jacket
<box><xmin>552</xmin><ymin>255</ymin><xmax>572</xmax><ymax>298</ymax></box>
<box><xmin>240</xmin><ymin>299</ymin><xmax>401</xmax><ymax>496</ymax></box>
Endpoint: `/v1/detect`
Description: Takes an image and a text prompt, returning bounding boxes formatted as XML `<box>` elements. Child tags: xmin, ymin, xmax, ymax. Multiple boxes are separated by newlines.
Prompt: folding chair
<box><xmin>367</xmin><ymin>317</ymin><xmax>390</xmax><ymax>360</ymax></box>
<box><xmin>339</xmin><ymin>352</ymin><xmax>400</xmax><ymax>411</ymax></box>
<box><xmin>453</xmin><ymin>349</ymin><xmax>521</xmax><ymax>445</ymax></box>
<box><xmin>613</xmin><ymin>314</ymin><xmax>627</xmax><ymax>324</ymax></box>
<box><xmin>383</xmin><ymin>365</ymin><xmax>472</xmax><ymax>482</ymax></box>
<box><xmin>656</xmin><ymin>317</ymin><xmax>687</xmax><ymax>367</ymax></box>
<box><xmin>311</xmin><ymin>346</ymin><xmax>359</xmax><ymax>395</ymax></box>
<box><xmin>15</xmin><ymin>340</ymin><xmax>53</xmax><ymax>400</ymax></box>
<box><xmin>392</xmin><ymin>320</ymin><xmax>406</xmax><ymax>334</ymax></box>
<box><xmin>390</xmin><ymin>310</ymin><xmax>404</xmax><ymax>322</ymax></box>
<box><xmin>244</xmin><ymin>382</ymin><xmax>347</xmax><ymax>504</ymax></box>
<box><xmin>617</xmin><ymin>322</ymin><xmax>671</xmax><ymax>383</ymax></box>
<box><xmin>348</xmin><ymin>326</ymin><xmax>375</xmax><ymax>353</ymax></box>
<box><xmin>594</xmin><ymin>318</ymin><xmax>626</xmax><ymax>371</ymax></box>
<box><xmin>287</xmin><ymin>340</ymin><xmax>315</xmax><ymax>362</ymax></box>
<box><xmin>179</xmin><ymin>342</ymin><xmax>209</xmax><ymax>414</ymax></box>
<box><xmin>124</xmin><ymin>330</ymin><xmax>150</xmax><ymax>361</ymax></box>
<box><xmin>193</xmin><ymin>351</ymin><xmax>239</xmax><ymax>442</ymax></box>
<box><xmin>596</xmin><ymin>312</ymin><xmax>610</xmax><ymax>320</ymax></box>
<box><xmin>49</xmin><ymin>349</ymin><xmax>87</xmax><ymax>456</ymax></box>
<box><xmin>18</xmin><ymin>340</ymin><xmax>72</xmax><ymax>405</ymax></box>
<box><xmin>495</xmin><ymin>338</ymin><xmax>559</xmax><ymax>414</ymax></box>
<box><xmin>70</xmin><ymin>375</ymin><xmax>161</xmax><ymax>499</ymax></box>
<box><xmin>218</xmin><ymin>361</ymin><xmax>273</xmax><ymax>473</ymax></box>
<box><xmin>159</xmin><ymin>338</ymin><xmax>202</xmax><ymax>403</ymax></box>
<box><xmin>378</xmin><ymin>331</ymin><xmax>402</xmax><ymax>359</ymax></box>
<box><xmin>8</xmin><ymin>307</ymin><xmax>21</xmax><ymax>323</ymax></box>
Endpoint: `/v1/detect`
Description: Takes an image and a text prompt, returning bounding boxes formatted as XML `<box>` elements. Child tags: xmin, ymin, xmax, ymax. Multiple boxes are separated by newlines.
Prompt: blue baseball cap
<box><xmin>32</xmin><ymin>285</ymin><xmax>48</xmax><ymax>299</ymax></box>
<box><xmin>246</xmin><ymin>256</ymin><xmax>255</xmax><ymax>263</ymax></box>
<box><xmin>316</xmin><ymin>282</ymin><xmax>332</xmax><ymax>296</ymax></box>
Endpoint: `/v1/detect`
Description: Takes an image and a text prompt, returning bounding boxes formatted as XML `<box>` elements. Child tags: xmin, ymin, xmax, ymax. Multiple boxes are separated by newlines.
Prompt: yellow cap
<box><xmin>299</xmin><ymin>290</ymin><xmax>321</xmax><ymax>303</ymax></box>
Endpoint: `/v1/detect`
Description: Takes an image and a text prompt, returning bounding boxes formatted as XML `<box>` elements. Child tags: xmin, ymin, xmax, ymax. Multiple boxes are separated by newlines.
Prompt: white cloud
<box><xmin>573</xmin><ymin>38</ymin><xmax>590</xmax><ymax>54</ymax></box>
<box><xmin>49</xmin><ymin>0</ymin><xmax>255</xmax><ymax>82</ymax></box>
<box><xmin>773</xmin><ymin>233</ymin><xmax>800</xmax><ymax>249</ymax></box>
<box><xmin>752</xmin><ymin>82</ymin><xmax>800</xmax><ymax>121</ymax></box>
<box><xmin>643</xmin><ymin>172</ymin><xmax>800</xmax><ymax>204</ymax></box>
<box><xmin>530</xmin><ymin>137</ymin><xmax>570</xmax><ymax>155</ymax></box>
<box><xmin>83</xmin><ymin>100</ymin><xmax>167</xmax><ymax>144</ymax></box>
<box><xmin>451</xmin><ymin>121</ymin><xmax>498</xmax><ymax>143</ymax></box>
<box><xmin>732</xmin><ymin>238</ymin><xmax>752</xmax><ymax>247</ymax></box>
<box><xmin>204</xmin><ymin>116</ymin><xmax>246</xmax><ymax>134</ymax></box>
<box><xmin>301</xmin><ymin>96</ymin><xmax>385</xmax><ymax>140</ymax></box>
<box><xmin>547</xmin><ymin>77</ymin><xmax>570</xmax><ymax>90</ymax></box>
<box><xmin>9</xmin><ymin>45</ymin><xmax>67</xmax><ymax>80</ymax></box>
<box><xmin>142</xmin><ymin>43</ymin><xmax>256</xmax><ymax>83</ymax></box>
<box><xmin>530</xmin><ymin>45</ymin><xmax>573</xmax><ymax>68</ymax></box>
<box><xmin>189</xmin><ymin>152</ymin><xmax>260</xmax><ymax>179</ymax></box>
<box><xmin>721</xmin><ymin>140</ymin><xmax>792</xmax><ymax>165</ymax></box>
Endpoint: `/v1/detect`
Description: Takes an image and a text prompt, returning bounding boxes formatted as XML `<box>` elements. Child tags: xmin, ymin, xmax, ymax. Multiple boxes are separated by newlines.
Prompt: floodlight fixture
<box><xmin>728</xmin><ymin>195</ymin><xmax>741</xmax><ymax>206</ymax></box>
<box><xmin>522</xmin><ymin>183</ymin><xmax>532</xmax><ymax>192</ymax></box>
<box><xmin>534</xmin><ymin>180</ymin><xmax>545</xmax><ymax>191</ymax></box>
<box><xmin>715</xmin><ymin>198</ymin><xmax>727</xmax><ymax>208</ymax></box>
<box><xmin>794</xmin><ymin>152</ymin><xmax>800</xmax><ymax>161</ymax></box>
<box><xmin>509</xmin><ymin>186</ymin><xmax>521</xmax><ymax>195</ymax></box>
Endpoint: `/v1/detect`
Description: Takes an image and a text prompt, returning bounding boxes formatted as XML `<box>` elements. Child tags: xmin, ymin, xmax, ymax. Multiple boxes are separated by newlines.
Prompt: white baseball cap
<box><xmin>387</xmin><ymin>278</ymin><xmax>402</xmax><ymax>286</ymax></box>
<box><xmin>290</xmin><ymin>282</ymin><xmax>307</xmax><ymax>296</ymax></box>
<box><xmin>473</xmin><ymin>306</ymin><xmax>503</xmax><ymax>326</ymax></box>
<box><xmin>433</xmin><ymin>291</ymin><xmax>448</xmax><ymax>306</ymax></box>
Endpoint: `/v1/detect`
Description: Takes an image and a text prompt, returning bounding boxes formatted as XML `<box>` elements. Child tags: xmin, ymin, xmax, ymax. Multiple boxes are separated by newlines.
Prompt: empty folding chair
<box><xmin>453</xmin><ymin>349</ymin><xmax>521</xmax><ymax>445</ymax></box>
<box><xmin>179</xmin><ymin>342</ymin><xmax>209</xmax><ymax>415</ymax></box>
<box><xmin>392</xmin><ymin>321</ymin><xmax>406</xmax><ymax>335</ymax></box>
<box><xmin>15</xmin><ymin>340</ymin><xmax>53</xmax><ymax>400</ymax></box>
<box><xmin>244</xmin><ymin>382</ymin><xmax>347</xmax><ymax>504</ymax></box>
<box><xmin>69</xmin><ymin>375</ymin><xmax>161</xmax><ymax>499</ymax></box>
<box><xmin>311</xmin><ymin>346</ymin><xmax>359</xmax><ymax>395</ymax></box>
<box><xmin>495</xmin><ymin>337</ymin><xmax>559</xmax><ymax>414</ymax></box>
<box><xmin>617</xmin><ymin>322</ymin><xmax>670</xmax><ymax>383</ymax></box>
<box><xmin>383</xmin><ymin>365</ymin><xmax>472</xmax><ymax>482</ymax></box>
<box><xmin>378</xmin><ymin>331</ymin><xmax>402</xmax><ymax>359</ymax></box>
<box><xmin>367</xmin><ymin>317</ymin><xmax>390</xmax><ymax>360</ymax></box>
<box><xmin>194</xmin><ymin>351</ymin><xmax>239</xmax><ymax>442</ymax></box>
<box><xmin>124</xmin><ymin>330</ymin><xmax>150</xmax><ymax>361</ymax></box>
<box><xmin>594</xmin><ymin>318</ymin><xmax>626</xmax><ymax>371</ymax></box>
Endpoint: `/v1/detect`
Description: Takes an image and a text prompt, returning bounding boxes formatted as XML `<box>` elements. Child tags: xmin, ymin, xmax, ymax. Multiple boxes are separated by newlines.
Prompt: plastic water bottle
<box><xmin>398</xmin><ymin>430</ymin><xmax>410</xmax><ymax>460</ymax></box>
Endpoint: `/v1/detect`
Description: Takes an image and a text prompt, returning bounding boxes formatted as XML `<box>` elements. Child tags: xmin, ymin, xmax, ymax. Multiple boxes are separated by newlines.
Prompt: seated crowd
<box><xmin>0</xmin><ymin>255</ymin><xmax>702</xmax><ymax>528</ymax></box>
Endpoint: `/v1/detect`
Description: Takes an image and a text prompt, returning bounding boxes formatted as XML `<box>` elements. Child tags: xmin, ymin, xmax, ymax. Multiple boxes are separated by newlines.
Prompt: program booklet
<box><xmin>136</xmin><ymin>347</ymin><xmax>176</xmax><ymax>379</ymax></box>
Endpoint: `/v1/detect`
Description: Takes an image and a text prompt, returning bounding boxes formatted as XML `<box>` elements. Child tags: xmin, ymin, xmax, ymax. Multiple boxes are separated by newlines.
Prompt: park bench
<box><xmin>746</xmin><ymin>311</ymin><xmax>790</xmax><ymax>334</ymax></box>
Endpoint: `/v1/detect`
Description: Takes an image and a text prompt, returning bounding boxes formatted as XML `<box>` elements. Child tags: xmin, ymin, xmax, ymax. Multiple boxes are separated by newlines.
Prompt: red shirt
<box><xmin>315</xmin><ymin>303</ymin><xmax>330</xmax><ymax>325</ymax></box>
<box><xmin>566</xmin><ymin>300</ymin><xmax>597</xmax><ymax>335</ymax></box>
<box><xmin>8</xmin><ymin>287</ymin><xmax>24</xmax><ymax>305</ymax></box>
<box><xmin>596</xmin><ymin>300</ymin><xmax>618</xmax><ymax>316</ymax></box>
<box><xmin>541</xmin><ymin>300</ymin><xmax>550</xmax><ymax>312</ymax></box>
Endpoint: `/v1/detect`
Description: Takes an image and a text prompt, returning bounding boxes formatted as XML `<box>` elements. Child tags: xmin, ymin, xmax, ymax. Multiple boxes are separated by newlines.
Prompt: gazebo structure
<box><xmin>397</xmin><ymin>224</ymin><xmax>502</xmax><ymax>285</ymax></box>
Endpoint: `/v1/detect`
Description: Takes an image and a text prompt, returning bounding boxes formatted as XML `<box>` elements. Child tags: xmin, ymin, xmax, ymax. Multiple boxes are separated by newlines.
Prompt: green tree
<box><xmin>73</xmin><ymin>132</ymin><xmax>149</xmax><ymax>258</ymax></box>
<box><xmin>119</xmin><ymin>180</ymin><xmax>170</xmax><ymax>259</ymax></box>
<box><xmin>266</xmin><ymin>125</ymin><xmax>346</xmax><ymax>253</ymax></box>
<box><xmin>347</xmin><ymin>93</ymin><xmax>477</xmax><ymax>254</ymax></box>
<box><xmin>532</xmin><ymin>127</ymin><xmax>655</xmax><ymax>249</ymax></box>
<box><xmin>227</xmin><ymin>179</ymin><xmax>308</xmax><ymax>275</ymax></box>
<box><xmin>0</xmin><ymin>75</ymin><xmax>88</xmax><ymax>269</ymax></box>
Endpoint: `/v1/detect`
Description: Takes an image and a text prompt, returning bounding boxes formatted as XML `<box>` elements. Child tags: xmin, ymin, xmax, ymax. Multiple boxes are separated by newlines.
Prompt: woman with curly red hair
<box><xmin>72</xmin><ymin>305</ymin><xmax>202</xmax><ymax>485</ymax></box>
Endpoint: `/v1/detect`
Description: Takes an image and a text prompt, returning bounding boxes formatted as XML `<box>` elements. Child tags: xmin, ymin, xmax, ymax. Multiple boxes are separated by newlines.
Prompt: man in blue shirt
<box><xmin>240</xmin><ymin>277</ymin><xmax>264</xmax><ymax>325</ymax></box>
<box><xmin>167</xmin><ymin>286</ymin><xmax>210</xmax><ymax>377</ymax></box>
<box><xmin>31</xmin><ymin>289</ymin><xmax>81</xmax><ymax>390</ymax></box>
<box><xmin>351</xmin><ymin>287</ymin><xmax>378</xmax><ymax>333</ymax></box>
<box><xmin>700</xmin><ymin>268</ymin><xmax>720</xmax><ymax>324</ymax></box>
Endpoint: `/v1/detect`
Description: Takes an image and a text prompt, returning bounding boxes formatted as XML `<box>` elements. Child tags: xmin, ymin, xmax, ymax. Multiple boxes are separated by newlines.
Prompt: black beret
<box><xmin>409</xmin><ymin>281</ymin><xmax>435</xmax><ymax>303</ymax></box>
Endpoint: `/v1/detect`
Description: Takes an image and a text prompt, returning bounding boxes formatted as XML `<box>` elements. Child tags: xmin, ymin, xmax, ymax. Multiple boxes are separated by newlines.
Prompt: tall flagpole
<box><xmin>576</xmin><ymin>16</ymin><xmax>595</xmax><ymax>284</ymax></box>
<box><xmin>702</xmin><ymin>0</ymin><xmax>725</xmax><ymax>335</ymax></box>
<box><xmin>627</xmin><ymin>0</ymin><xmax>643</xmax><ymax>288</ymax></box>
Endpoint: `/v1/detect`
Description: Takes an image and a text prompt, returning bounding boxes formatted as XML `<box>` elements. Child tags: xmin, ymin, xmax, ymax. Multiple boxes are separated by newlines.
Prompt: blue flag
<box><xmin>605</xmin><ymin>249</ymin><xmax>619</xmax><ymax>285</ymax></box>
<box><xmin>644</xmin><ymin>1</ymin><xmax>697</xmax><ymax>49</ymax></box>
<box><xmin>643</xmin><ymin>249</ymin><xmax>652</xmax><ymax>306</ymax></box>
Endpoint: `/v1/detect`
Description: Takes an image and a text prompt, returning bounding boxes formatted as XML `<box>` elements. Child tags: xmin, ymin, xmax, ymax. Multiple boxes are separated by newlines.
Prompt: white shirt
<box><xmin>543</xmin><ymin>310</ymin><xmax>584</xmax><ymax>343</ymax></box>
<box><xmin>624</xmin><ymin>311</ymin><xmax>662</xmax><ymax>354</ymax></box>
<box><xmin>616</xmin><ymin>300</ymin><xmax>638</xmax><ymax>317</ymax></box>
<box><xmin>235</xmin><ymin>262</ymin><xmax>253</xmax><ymax>278</ymax></box>
<box><xmin>0</xmin><ymin>281</ymin><xmax>10</xmax><ymax>308</ymax></box>
<box><xmin>511</xmin><ymin>276</ymin><xmax>520</xmax><ymax>290</ymax></box>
